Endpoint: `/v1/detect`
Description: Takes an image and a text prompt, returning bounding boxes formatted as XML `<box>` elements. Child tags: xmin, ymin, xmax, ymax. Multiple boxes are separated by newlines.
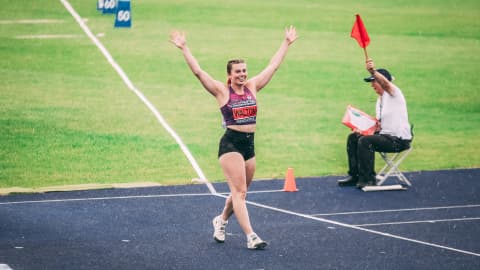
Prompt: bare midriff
<box><xmin>226</xmin><ymin>124</ymin><xmax>256</xmax><ymax>133</ymax></box>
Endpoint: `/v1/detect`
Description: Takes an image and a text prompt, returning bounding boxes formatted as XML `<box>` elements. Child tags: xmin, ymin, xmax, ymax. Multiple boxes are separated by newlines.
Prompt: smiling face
<box><xmin>227</xmin><ymin>59</ymin><xmax>247</xmax><ymax>86</ymax></box>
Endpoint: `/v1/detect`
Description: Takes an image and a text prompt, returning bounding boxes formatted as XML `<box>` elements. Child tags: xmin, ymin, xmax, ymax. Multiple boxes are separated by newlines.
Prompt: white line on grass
<box><xmin>0</xmin><ymin>19</ymin><xmax>64</xmax><ymax>24</ymax></box>
<box><xmin>15</xmin><ymin>34</ymin><xmax>82</xmax><ymax>39</ymax></box>
<box><xmin>313</xmin><ymin>204</ymin><xmax>480</xmax><ymax>216</ymax></box>
<box><xmin>60</xmin><ymin>0</ymin><xmax>216</xmax><ymax>194</ymax></box>
<box><xmin>15</xmin><ymin>33</ymin><xmax>105</xmax><ymax>39</ymax></box>
<box><xmin>354</xmin><ymin>217</ymin><xmax>480</xmax><ymax>227</ymax></box>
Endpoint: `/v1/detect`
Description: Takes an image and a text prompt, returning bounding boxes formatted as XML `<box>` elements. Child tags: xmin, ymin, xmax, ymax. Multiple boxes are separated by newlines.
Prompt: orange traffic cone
<box><xmin>283</xmin><ymin>167</ymin><xmax>298</xmax><ymax>192</ymax></box>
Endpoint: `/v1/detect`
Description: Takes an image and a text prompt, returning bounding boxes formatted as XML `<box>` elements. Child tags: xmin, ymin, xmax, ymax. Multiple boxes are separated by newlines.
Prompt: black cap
<box><xmin>364</xmin><ymin>68</ymin><xmax>392</xmax><ymax>82</ymax></box>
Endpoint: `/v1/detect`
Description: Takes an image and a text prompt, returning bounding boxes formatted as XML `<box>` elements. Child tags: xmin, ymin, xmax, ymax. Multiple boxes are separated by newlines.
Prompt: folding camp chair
<box><xmin>363</xmin><ymin>125</ymin><xmax>414</xmax><ymax>192</ymax></box>
<box><xmin>362</xmin><ymin>148</ymin><xmax>413</xmax><ymax>191</ymax></box>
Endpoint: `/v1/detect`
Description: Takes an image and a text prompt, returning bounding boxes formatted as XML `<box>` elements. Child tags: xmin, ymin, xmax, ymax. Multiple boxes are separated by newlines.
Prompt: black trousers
<box><xmin>346</xmin><ymin>133</ymin><xmax>411</xmax><ymax>183</ymax></box>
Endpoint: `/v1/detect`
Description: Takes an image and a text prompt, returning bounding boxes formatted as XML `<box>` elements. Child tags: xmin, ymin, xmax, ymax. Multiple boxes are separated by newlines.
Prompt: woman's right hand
<box><xmin>169</xmin><ymin>30</ymin><xmax>186</xmax><ymax>49</ymax></box>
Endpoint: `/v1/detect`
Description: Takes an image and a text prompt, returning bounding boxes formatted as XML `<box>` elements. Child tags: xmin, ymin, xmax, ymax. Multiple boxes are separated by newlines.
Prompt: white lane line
<box><xmin>355</xmin><ymin>217</ymin><xmax>480</xmax><ymax>227</ymax></box>
<box><xmin>211</xmin><ymin>193</ymin><xmax>480</xmax><ymax>257</ymax></box>
<box><xmin>0</xmin><ymin>192</ymin><xmax>213</xmax><ymax>205</ymax></box>
<box><xmin>216</xmin><ymin>189</ymin><xmax>284</xmax><ymax>195</ymax></box>
<box><xmin>2</xmin><ymin>190</ymin><xmax>479</xmax><ymax>257</ymax></box>
<box><xmin>243</xmin><ymin>189</ymin><xmax>284</xmax><ymax>194</ymax></box>
<box><xmin>0</xmin><ymin>189</ymin><xmax>283</xmax><ymax>206</ymax></box>
<box><xmin>60</xmin><ymin>0</ymin><xmax>216</xmax><ymax>194</ymax></box>
<box><xmin>313</xmin><ymin>204</ymin><xmax>480</xmax><ymax>216</ymax></box>
<box><xmin>0</xmin><ymin>264</ymin><xmax>14</xmax><ymax>270</ymax></box>
<box><xmin>0</xmin><ymin>19</ymin><xmax>64</xmax><ymax>24</ymax></box>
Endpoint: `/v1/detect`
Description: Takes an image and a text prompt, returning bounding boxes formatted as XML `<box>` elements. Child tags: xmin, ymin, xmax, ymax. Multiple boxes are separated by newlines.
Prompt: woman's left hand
<box><xmin>285</xmin><ymin>26</ymin><xmax>298</xmax><ymax>45</ymax></box>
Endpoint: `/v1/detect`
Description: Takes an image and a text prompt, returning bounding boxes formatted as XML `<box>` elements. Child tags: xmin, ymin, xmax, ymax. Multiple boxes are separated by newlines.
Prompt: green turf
<box><xmin>1</xmin><ymin>0</ymin><xmax>479</xmax><ymax>188</ymax></box>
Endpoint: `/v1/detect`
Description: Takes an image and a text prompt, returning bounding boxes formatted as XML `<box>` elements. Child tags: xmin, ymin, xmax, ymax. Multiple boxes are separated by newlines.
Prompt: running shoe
<box><xmin>212</xmin><ymin>215</ymin><xmax>228</xmax><ymax>243</ymax></box>
<box><xmin>247</xmin><ymin>233</ymin><xmax>267</xmax><ymax>250</ymax></box>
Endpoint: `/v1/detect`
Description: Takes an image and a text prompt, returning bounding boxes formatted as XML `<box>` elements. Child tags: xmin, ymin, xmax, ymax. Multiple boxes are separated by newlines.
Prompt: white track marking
<box><xmin>60</xmin><ymin>0</ymin><xmax>216</xmax><ymax>194</ymax></box>
<box><xmin>0</xmin><ymin>192</ymin><xmax>213</xmax><ymax>205</ymax></box>
<box><xmin>0</xmin><ymin>19</ymin><xmax>64</xmax><ymax>24</ymax></box>
<box><xmin>15</xmin><ymin>34</ymin><xmax>81</xmax><ymax>39</ymax></box>
<box><xmin>313</xmin><ymin>204</ymin><xmax>480</xmax><ymax>216</ymax></box>
<box><xmin>0</xmin><ymin>189</ymin><xmax>284</xmax><ymax>205</ymax></box>
<box><xmin>1</xmin><ymin>190</ymin><xmax>479</xmax><ymax>257</ymax></box>
<box><xmin>240</xmin><ymin>189</ymin><xmax>284</xmax><ymax>194</ymax></box>
<box><xmin>355</xmin><ymin>217</ymin><xmax>480</xmax><ymax>227</ymax></box>
<box><xmin>216</xmin><ymin>189</ymin><xmax>284</xmax><ymax>196</ymax></box>
<box><xmin>0</xmin><ymin>264</ymin><xmax>13</xmax><ymax>270</ymax></box>
<box><xmin>217</xmin><ymin>193</ymin><xmax>480</xmax><ymax>257</ymax></box>
<box><xmin>15</xmin><ymin>33</ymin><xmax>104</xmax><ymax>39</ymax></box>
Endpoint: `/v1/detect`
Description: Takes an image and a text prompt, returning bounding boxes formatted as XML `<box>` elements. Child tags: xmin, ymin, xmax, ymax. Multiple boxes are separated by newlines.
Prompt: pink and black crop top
<box><xmin>220</xmin><ymin>86</ymin><xmax>257</xmax><ymax>126</ymax></box>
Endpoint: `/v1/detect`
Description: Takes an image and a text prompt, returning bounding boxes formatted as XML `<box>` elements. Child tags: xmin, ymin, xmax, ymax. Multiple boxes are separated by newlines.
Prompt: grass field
<box><xmin>1</xmin><ymin>0</ymin><xmax>479</xmax><ymax>189</ymax></box>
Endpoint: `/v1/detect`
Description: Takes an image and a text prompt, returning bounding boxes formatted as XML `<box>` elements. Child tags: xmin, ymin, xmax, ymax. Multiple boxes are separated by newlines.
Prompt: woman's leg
<box><xmin>219</xmin><ymin>152</ymin><xmax>255</xmax><ymax>235</ymax></box>
<box><xmin>220</xmin><ymin>156</ymin><xmax>256</xmax><ymax>221</ymax></box>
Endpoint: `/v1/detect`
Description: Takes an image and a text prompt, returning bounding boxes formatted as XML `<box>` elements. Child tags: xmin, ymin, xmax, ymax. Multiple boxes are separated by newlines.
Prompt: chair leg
<box><xmin>376</xmin><ymin>148</ymin><xmax>412</xmax><ymax>186</ymax></box>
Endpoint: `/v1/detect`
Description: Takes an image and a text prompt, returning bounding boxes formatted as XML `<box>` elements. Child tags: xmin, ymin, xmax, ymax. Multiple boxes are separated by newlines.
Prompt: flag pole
<box><xmin>363</xmin><ymin>48</ymin><xmax>369</xmax><ymax>61</ymax></box>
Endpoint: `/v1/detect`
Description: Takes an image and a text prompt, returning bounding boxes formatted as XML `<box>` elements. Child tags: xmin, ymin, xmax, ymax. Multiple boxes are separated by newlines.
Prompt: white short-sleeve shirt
<box><xmin>376</xmin><ymin>87</ymin><xmax>412</xmax><ymax>140</ymax></box>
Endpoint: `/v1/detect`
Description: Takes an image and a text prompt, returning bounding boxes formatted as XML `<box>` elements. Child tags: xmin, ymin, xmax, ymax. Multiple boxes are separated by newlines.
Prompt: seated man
<box><xmin>338</xmin><ymin>59</ymin><xmax>412</xmax><ymax>188</ymax></box>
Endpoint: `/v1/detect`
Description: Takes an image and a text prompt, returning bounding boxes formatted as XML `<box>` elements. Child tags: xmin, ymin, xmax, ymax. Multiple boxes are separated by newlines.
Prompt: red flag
<box><xmin>351</xmin><ymin>14</ymin><xmax>370</xmax><ymax>48</ymax></box>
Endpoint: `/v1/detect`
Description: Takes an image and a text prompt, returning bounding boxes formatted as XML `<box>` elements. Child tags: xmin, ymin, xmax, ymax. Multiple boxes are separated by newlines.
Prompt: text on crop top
<box><xmin>220</xmin><ymin>86</ymin><xmax>257</xmax><ymax>126</ymax></box>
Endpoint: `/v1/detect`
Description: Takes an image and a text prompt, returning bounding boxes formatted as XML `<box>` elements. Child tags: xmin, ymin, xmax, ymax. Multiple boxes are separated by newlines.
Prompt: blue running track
<box><xmin>0</xmin><ymin>169</ymin><xmax>479</xmax><ymax>269</ymax></box>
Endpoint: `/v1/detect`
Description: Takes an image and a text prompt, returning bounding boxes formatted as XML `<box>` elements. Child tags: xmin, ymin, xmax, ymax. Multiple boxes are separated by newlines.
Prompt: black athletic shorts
<box><xmin>218</xmin><ymin>128</ymin><xmax>255</xmax><ymax>160</ymax></box>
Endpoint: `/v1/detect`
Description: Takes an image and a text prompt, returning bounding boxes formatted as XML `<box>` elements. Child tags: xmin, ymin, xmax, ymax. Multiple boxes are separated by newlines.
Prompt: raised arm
<box><xmin>249</xmin><ymin>26</ymin><xmax>298</xmax><ymax>92</ymax></box>
<box><xmin>366</xmin><ymin>59</ymin><xmax>395</xmax><ymax>95</ymax></box>
<box><xmin>169</xmin><ymin>30</ymin><xmax>224</xmax><ymax>97</ymax></box>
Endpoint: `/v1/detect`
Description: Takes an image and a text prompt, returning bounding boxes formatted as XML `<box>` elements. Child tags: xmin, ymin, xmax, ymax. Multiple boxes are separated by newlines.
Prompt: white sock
<box><xmin>219</xmin><ymin>215</ymin><xmax>227</xmax><ymax>223</ymax></box>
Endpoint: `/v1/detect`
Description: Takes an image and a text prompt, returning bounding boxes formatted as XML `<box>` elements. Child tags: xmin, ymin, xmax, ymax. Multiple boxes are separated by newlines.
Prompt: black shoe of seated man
<box><xmin>356</xmin><ymin>179</ymin><xmax>376</xmax><ymax>189</ymax></box>
<box><xmin>338</xmin><ymin>176</ymin><xmax>358</xmax><ymax>187</ymax></box>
